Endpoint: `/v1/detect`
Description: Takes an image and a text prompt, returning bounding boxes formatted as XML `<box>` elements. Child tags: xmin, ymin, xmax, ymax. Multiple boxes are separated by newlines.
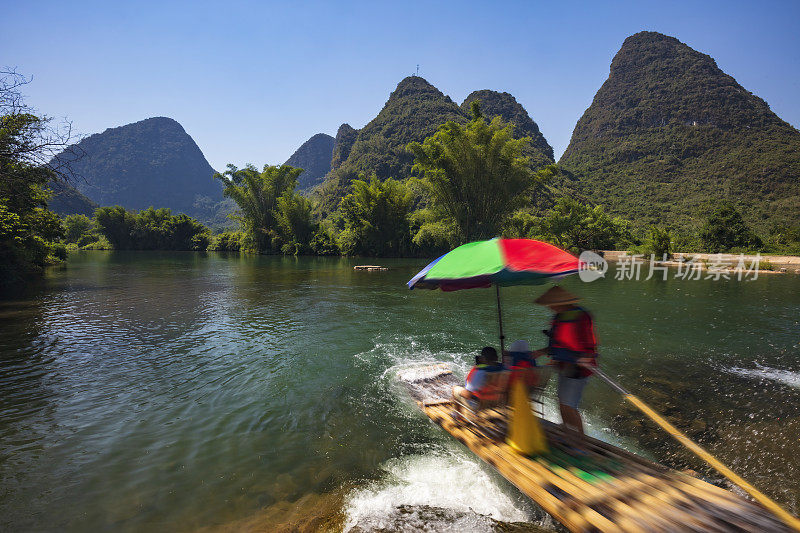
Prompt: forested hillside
<box><xmin>47</xmin><ymin>181</ymin><xmax>97</xmax><ymax>216</ymax></box>
<box><xmin>330</xmin><ymin>123</ymin><xmax>358</xmax><ymax>172</ymax></box>
<box><xmin>558</xmin><ymin>31</ymin><xmax>800</xmax><ymax>231</ymax></box>
<box><xmin>284</xmin><ymin>133</ymin><xmax>335</xmax><ymax>190</ymax></box>
<box><xmin>318</xmin><ymin>76</ymin><xmax>467</xmax><ymax>205</ymax></box>
<box><xmin>52</xmin><ymin>117</ymin><xmax>222</xmax><ymax>216</ymax></box>
<box><xmin>460</xmin><ymin>89</ymin><xmax>554</xmax><ymax>167</ymax></box>
<box><xmin>315</xmin><ymin>76</ymin><xmax>554</xmax><ymax>211</ymax></box>
<box><xmin>49</xmin><ymin>34</ymin><xmax>800</xmax><ymax>249</ymax></box>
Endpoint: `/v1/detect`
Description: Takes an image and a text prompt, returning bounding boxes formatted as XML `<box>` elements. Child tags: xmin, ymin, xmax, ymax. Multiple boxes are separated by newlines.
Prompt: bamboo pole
<box><xmin>593</xmin><ymin>368</ymin><xmax>800</xmax><ymax>532</ymax></box>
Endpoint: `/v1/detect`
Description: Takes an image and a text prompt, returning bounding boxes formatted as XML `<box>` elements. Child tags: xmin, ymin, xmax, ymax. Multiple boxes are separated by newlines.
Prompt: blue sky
<box><xmin>4</xmin><ymin>0</ymin><xmax>799</xmax><ymax>170</ymax></box>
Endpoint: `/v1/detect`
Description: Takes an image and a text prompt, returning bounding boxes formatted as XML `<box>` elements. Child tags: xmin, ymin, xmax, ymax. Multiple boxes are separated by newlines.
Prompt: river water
<box><xmin>1</xmin><ymin>252</ymin><xmax>798</xmax><ymax>531</ymax></box>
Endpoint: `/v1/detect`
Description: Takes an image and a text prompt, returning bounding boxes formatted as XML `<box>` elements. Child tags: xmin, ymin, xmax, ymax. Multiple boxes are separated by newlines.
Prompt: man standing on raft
<box><xmin>533</xmin><ymin>286</ymin><xmax>598</xmax><ymax>436</ymax></box>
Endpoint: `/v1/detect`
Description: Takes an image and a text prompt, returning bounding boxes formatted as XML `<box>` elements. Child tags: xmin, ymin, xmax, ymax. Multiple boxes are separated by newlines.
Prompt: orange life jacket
<box><xmin>465</xmin><ymin>364</ymin><xmax>506</xmax><ymax>401</ymax></box>
<box><xmin>507</xmin><ymin>359</ymin><xmax>538</xmax><ymax>388</ymax></box>
<box><xmin>548</xmin><ymin>306</ymin><xmax>598</xmax><ymax>377</ymax></box>
<box><xmin>549</xmin><ymin>307</ymin><xmax>597</xmax><ymax>354</ymax></box>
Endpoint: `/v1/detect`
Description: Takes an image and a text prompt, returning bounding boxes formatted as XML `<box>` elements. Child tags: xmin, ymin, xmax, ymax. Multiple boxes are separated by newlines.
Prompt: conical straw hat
<box><xmin>534</xmin><ymin>286</ymin><xmax>579</xmax><ymax>306</ymax></box>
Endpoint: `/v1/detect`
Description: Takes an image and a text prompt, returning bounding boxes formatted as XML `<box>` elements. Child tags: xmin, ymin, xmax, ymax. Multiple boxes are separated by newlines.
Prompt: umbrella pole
<box><xmin>495</xmin><ymin>284</ymin><xmax>505</xmax><ymax>354</ymax></box>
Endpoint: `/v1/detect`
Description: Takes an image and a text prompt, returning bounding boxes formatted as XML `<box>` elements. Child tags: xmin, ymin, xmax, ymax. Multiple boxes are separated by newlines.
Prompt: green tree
<box><xmin>169</xmin><ymin>213</ymin><xmax>211</xmax><ymax>251</ymax></box>
<box><xmin>64</xmin><ymin>214</ymin><xmax>94</xmax><ymax>243</ymax></box>
<box><xmin>763</xmin><ymin>223</ymin><xmax>800</xmax><ymax>255</ymax></box>
<box><xmin>275</xmin><ymin>191</ymin><xmax>315</xmax><ymax>255</ymax></box>
<box><xmin>699</xmin><ymin>202</ymin><xmax>762</xmax><ymax>252</ymax></box>
<box><xmin>130</xmin><ymin>207</ymin><xmax>173</xmax><ymax>249</ymax></box>
<box><xmin>94</xmin><ymin>206</ymin><xmax>135</xmax><ymax>249</ymax></box>
<box><xmin>308</xmin><ymin>226</ymin><xmax>339</xmax><ymax>256</ymax></box>
<box><xmin>0</xmin><ymin>70</ymin><xmax>72</xmax><ymax>287</ymax></box>
<box><xmin>505</xmin><ymin>197</ymin><xmax>631</xmax><ymax>253</ymax></box>
<box><xmin>94</xmin><ymin>206</ymin><xmax>210</xmax><ymax>251</ymax></box>
<box><xmin>207</xmin><ymin>231</ymin><xmax>245</xmax><ymax>252</ymax></box>
<box><xmin>214</xmin><ymin>164</ymin><xmax>304</xmax><ymax>252</ymax></box>
<box><xmin>408</xmin><ymin>105</ymin><xmax>548</xmax><ymax>246</ymax></box>
<box><xmin>335</xmin><ymin>176</ymin><xmax>414</xmax><ymax>256</ymax></box>
<box><xmin>646</xmin><ymin>226</ymin><xmax>672</xmax><ymax>258</ymax></box>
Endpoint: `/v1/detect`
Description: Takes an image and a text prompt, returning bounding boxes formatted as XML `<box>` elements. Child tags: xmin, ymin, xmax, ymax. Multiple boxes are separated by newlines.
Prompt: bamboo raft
<box><xmin>397</xmin><ymin>363</ymin><xmax>793</xmax><ymax>532</ymax></box>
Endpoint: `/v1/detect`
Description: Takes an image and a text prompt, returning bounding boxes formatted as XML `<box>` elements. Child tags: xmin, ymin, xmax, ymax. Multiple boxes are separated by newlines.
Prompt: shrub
<box><xmin>309</xmin><ymin>227</ymin><xmax>339</xmax><ymax>256</ymax></box>
<box><xmin>207</xmin><ymin>231</ymin><xmax>244</xmax><ymax>252</ymax></box>
<box><xmin>82</xmin><ymin>235</ymin><xmax>112</xmax><ymax>250</ymax></box>
<box><xmin>64</xmin><ymin>214</ymin><xmax>95</xmax><ymax>243</ymax></box>
<box><xmin>334</xmin><ymin>176</ymin><xmax>414</xmax><ymax>256</ymax></box>
<box><xmin>94</xmin><ymin>206</ymin><xmax>210</xmax><ymax>250</ymax></box>
<box><xmin>77</xmin><ymin>233</ymin><xmax>100</xmax><ymax>247</ymax></box>
<box><xmin>505</xmin><ymin>197</ymin><xmax>632</xmax><ymax>253</ymax></box>
<box><xmin>699</xmin><ymin>202</ymin><xmax>762</xmax><ymax>252</ymax></box>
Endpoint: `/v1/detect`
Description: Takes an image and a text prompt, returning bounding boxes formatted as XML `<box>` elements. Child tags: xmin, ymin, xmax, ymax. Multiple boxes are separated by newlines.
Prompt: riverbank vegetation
<box><xmin>59</xmin><ymin>184</ymin><xmax>797</xmax><ymax>259</ymax></box>
<box><xmin>207</xmin><ymin>105</ymin><xmax>800</xmax><ymax>259</ymax></box>
<box><xmin>5</xmin><ymin>95</ymin><xmax>800</xmax><ymax>289</ymax></box>
<box><xmin>212</xmin><ymin>164</ymin><xmax>336</xmax><ymax>255</ymax></box>
<box><xmin>64</xmin><ymin>207</ymin><xmax>210</xmax><ymax>251</ymax></box>
<box><xmin>0</xmin><ymin>70</ymin><xmax>73</xmax><ymax>289</ymax></box>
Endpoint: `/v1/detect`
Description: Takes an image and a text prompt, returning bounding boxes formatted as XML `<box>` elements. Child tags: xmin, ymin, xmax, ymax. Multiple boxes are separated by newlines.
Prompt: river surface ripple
<box><xmin>1</xmin><ymin>252</ymin><xmax>798</xmax><ymax>531</ymax></box>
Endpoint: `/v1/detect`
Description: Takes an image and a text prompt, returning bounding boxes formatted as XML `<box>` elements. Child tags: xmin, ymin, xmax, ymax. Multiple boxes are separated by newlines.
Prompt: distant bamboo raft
<box><xmin>398</xmin><ymin>364</ymin><xmax>793</xmax><ymax>532</ymax></box>
<box><xmin>353</xmin><ymin>265</ymin><xmax>388</xmax><ymax>271</ymax></box>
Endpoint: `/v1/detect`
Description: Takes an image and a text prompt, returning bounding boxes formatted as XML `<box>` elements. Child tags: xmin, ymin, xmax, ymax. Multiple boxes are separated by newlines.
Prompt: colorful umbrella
<box><xmin>407</xmin><ymin>238</ymin><xmax>582</xmax><ymax>352</ymax></box>
<box><xmin>408</xmin><ymin>238</ymin><xmax>580</xmax><ymax>291</ymax></box>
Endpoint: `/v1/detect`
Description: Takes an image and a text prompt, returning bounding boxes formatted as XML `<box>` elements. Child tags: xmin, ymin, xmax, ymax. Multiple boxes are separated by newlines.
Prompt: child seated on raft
<box><xmin>452</xmin><ymin>346</ymin><xmax>507</xmax><ymax>409</ymax></box>
<box><xmin>504</xmin><ymin>339</ymin><xmax>551</xmax><ymax>400</ymax></box>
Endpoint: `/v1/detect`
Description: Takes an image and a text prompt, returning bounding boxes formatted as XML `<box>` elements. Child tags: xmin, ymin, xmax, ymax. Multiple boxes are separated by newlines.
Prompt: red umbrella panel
<box><xmin>408</xmin><ymin>238</ymin><xmax>581</xmax><ymax>291</ymax></box>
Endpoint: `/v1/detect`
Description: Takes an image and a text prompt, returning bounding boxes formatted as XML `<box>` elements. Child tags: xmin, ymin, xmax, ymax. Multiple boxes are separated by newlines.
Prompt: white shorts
<box><xmin>557</xmin><ymin>374</ymin><xmax>588</xmax><ymax>409</ymax></box>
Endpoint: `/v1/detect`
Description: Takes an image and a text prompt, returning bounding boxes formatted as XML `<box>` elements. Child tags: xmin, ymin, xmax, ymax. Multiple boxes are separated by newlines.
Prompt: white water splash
<box><xmin>343</xmin><ymin>451</ymin><xmax>533</xmax><ymax>532</ymax></box>
<box><xmin>368</xmin><ymin>335</ymin><xmax>646</xmax><ymax>456</ymax></box>
<box><xmin>355</xmin><ymin>334</ymin><xmax>472</xmax><ymax>370</ymax></box>
<box><xmin>349</xmin><ymin>335</ymin><xmax>640</xmax><ymax>530</ymax></box>
<box><xmin>727</xmin><ymin>364</ymin><xmax>800</xmax><ymax>389</ymax></box>
<box><xmin>395</xmin><ymin>363</ymin><xmax>452</xmax><ymax>383</ymax></box>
